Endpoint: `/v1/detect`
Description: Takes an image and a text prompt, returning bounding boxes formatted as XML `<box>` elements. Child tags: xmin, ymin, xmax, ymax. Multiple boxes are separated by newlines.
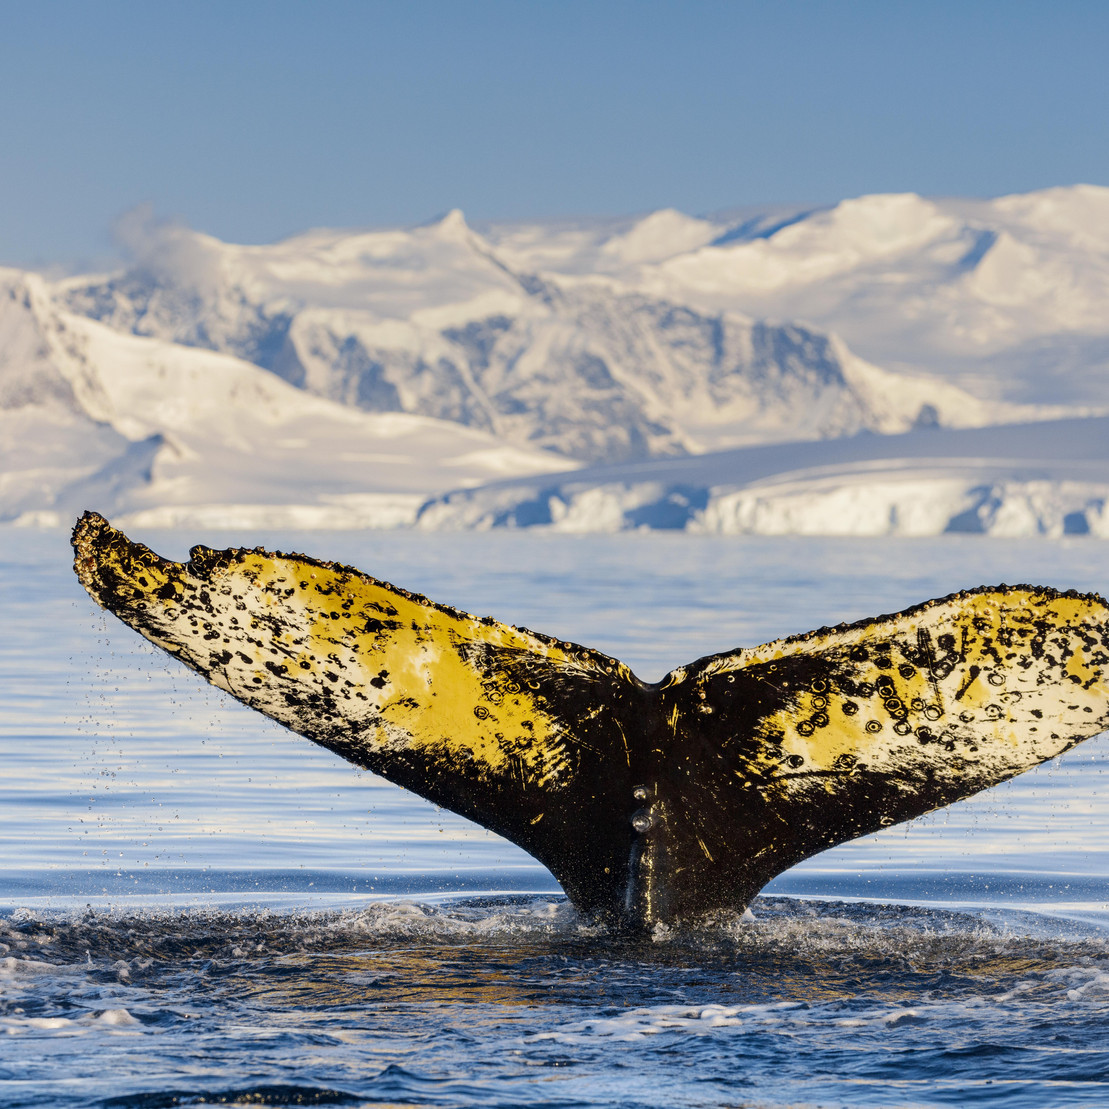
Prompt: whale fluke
<box><xmin>72</xmin><ymin>511</ymin><xmax>1109</xmax><ymax>929</ymax></box>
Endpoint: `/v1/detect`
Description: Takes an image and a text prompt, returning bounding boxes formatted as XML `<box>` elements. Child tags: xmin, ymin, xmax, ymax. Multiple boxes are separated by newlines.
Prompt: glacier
<box><xmin>418</xmin><ymin>416</ymin><xmax>1109</xmax><ymax>538</ymax></box>
<box><xmin>3</xmin><ymin>185</ymin><xmax>1109</xmax><ymax>535</ymax></box>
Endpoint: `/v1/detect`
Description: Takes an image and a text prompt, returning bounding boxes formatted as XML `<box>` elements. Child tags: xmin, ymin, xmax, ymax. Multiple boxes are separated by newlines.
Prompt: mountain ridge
<box><xmin>59</xmin><ymin>205</ymin><xmax>1063</xmax><ymax>463</ymax></box>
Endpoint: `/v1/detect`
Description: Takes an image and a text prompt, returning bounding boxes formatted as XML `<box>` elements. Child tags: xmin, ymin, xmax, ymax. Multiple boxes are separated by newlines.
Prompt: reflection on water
<box><xmin>2</xmin><ymin>527</ymin><xmax>1109</xmax><ymax>1106</ymax></box>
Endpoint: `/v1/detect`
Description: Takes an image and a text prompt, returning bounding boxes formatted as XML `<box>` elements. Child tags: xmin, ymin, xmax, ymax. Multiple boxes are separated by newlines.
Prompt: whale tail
<box><xmin>72</xmin><ymin>511</ymin><xmax>1109</xmax><ymax>929</ymax></box>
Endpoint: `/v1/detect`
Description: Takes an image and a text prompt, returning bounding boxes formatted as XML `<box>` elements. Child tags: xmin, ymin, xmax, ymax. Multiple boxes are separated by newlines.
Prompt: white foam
<box><xmin>0</xmin><ymin>1014</ymin><xmax>80</xmax><ymax>1036</ymax></box>
<box><xmin>91</xmin><ymin>1007</ymin><xmax>142</xmax><ymax>1027</ymax></box>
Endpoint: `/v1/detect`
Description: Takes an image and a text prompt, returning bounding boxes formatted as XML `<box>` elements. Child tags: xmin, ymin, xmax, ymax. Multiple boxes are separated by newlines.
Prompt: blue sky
<box><xmin>3</xmin><ymin>0</ymin><xmax>1108</xmax><ymax>268</ymax></box>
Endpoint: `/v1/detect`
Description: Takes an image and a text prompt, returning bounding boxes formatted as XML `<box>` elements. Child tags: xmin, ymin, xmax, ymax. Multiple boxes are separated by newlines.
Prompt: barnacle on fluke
<box><xmin>72</xmin><ymin>510</ymin><xmax>1109</xmax><ymax>931</ymax></box>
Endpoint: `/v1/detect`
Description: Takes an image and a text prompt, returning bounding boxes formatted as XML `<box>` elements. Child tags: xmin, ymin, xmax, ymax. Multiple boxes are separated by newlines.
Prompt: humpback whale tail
<box><xmin>72</xmin><ymin>511</ymin><xmax>1109</xmax><ymax>930</ymax></box>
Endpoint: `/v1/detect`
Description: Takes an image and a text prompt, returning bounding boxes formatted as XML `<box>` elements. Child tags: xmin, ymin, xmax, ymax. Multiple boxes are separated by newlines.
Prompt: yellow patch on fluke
<box><xmin>696</xmin><ymin>586</ymin><xmax>1109</xmax><ymax>809</ymax></box>
<box><xmin>74</xmin><ymin>520</ymin><xmax>618</xmax><ymax>796</ymax></box>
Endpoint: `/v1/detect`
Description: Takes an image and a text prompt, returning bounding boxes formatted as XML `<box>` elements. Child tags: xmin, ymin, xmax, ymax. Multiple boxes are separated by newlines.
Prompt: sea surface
<box><xmin>2</xmin><ymin>526</ymin><xmax>1109</xmax><ymax>1108</ymax></box>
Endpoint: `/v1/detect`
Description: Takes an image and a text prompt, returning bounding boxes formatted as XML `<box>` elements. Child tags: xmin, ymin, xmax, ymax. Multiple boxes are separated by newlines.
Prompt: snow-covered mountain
<box><xmin>489</xmin><ymin>187</ymin><xmax>1109</xmax><ymax>409</ymax></box>
<box><xmin>4</xmin><ymin>184</ymin><xmax>1108</xmax><ymax>535</ymax></box>
<box><xmin>60</xmin><ymin>205</ymin><xmax>1046</xmax><ymax>465</ymax></box>
<box><xmin>0</xmin><ymin>269</ymin><xmax>572</xmax><ymax>528</ymax></box>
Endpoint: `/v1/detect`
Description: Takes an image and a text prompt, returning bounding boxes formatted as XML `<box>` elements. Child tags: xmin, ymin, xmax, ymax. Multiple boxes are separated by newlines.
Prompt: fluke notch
<box><xmin>72</xmin><ymin>511</ymin><xmax>1109</xmax><ymax>930</ymax></box>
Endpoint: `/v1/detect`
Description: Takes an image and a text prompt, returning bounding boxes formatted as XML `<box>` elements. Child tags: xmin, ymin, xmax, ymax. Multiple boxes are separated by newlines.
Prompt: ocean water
<box><xmin>2</xmin><ymin>526</ymin><xmax>1109</xmax><ymax>1108</ymax></box>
